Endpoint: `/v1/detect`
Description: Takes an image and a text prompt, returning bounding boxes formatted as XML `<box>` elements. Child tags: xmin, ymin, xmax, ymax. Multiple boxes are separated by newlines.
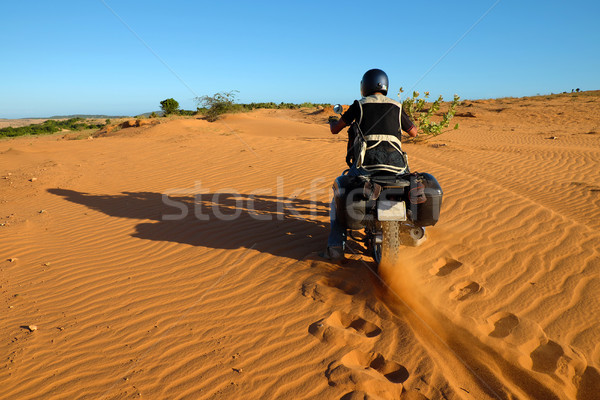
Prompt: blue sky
<box><xmin>1</xmin><ymin>0</ymin><xmax>598</xmax><ymax>118</ymax></box>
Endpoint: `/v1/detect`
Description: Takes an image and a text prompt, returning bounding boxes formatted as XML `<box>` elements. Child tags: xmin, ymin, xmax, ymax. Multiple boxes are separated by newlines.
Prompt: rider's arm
<box><xmin>401</xmin><ymin>108</ymin><xmax>418</xmax><ymax>137</ymax></box>
<box><xmin>330</xmin><ymin>119</ymin><xmax>348</xmax><ymax>135</ymax></box>
<box><xmin>406</xmin><ymin>125</ymin><xmax>418</xmax><ymax>137</ymax></box>
<box><xmin>330</xmin><ymin>101</ymin><xmax>358</xmax><ymax>134</ymax></box>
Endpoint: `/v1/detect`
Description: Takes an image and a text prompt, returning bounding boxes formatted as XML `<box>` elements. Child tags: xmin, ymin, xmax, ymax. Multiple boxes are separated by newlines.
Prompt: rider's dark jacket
<box><xmin>341</xmin><ymin>94</ymin><xmax>415</xmax><ymax>167</ymax></box>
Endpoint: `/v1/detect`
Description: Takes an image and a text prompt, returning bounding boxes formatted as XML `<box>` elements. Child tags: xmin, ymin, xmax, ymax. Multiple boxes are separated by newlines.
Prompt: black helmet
<box><xmin>360</xmin><ymin>69</ymin><xmax>389</xmax><ymax>97</ymax></box>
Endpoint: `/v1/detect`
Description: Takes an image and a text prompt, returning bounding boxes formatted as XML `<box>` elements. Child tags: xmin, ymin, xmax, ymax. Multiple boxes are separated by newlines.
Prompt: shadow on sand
<box><xmin>48</xmin><ymin>188</ymin><xmax>332</xmax><ymax>260</ymax></box>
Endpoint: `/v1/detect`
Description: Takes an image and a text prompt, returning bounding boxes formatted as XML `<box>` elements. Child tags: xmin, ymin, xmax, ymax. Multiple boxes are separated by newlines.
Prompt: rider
<box><xmin>321</xmin><ymin>68</ymin><xmax>418</xmax><ymax>261</ymax></box>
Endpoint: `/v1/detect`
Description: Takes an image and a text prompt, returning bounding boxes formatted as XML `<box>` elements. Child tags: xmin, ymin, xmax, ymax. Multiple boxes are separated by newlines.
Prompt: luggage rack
<box><xmin>368</xmin><ymin>175</ymin><xmax>411</xmax><ymax>188</ymax></box>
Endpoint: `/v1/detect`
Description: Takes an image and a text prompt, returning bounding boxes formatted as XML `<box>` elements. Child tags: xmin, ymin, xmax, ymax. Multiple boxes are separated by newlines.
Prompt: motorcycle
<box><xmin>331</xmin><ymin>104</ymin><xmax>443</xmax><ymax>267</ymax></box>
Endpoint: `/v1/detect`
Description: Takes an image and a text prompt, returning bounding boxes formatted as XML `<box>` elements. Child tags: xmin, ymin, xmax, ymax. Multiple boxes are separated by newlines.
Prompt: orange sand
<box><xmin>1</xmin><ymin>92</ymin><xmax>599</xmax><ymax>399</ymax></box>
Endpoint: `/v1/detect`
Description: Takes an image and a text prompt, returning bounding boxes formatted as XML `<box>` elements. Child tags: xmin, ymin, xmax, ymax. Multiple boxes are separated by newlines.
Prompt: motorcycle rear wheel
<box><xmin>380</xmin><ymin>221</ymin><xmax>401</xmax><ymax>264</ymax></box>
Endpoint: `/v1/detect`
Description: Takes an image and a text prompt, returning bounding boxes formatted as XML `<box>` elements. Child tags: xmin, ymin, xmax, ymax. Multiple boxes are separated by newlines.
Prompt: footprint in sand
<box><xmin>487</xmin><ymin>312</ymin><xmax>520</xmax><ymax>338</ymax></box>
<box><xmin>302</xmin><ymin>274</ymin><xmax>408</xmax><ymax>399</ymax></box>
<box><xmin>301</xmin><ymin>277</ymin><xmax>361</xmax><ymax>303</ymax></box>
<box><xmin>528</xmin><ymin>339</ymin><xmax>597</xmax><ymax>396</ymax></box>
<box><xmin>341</xmin><ymin>391</ymin><xmax>429</xmax><ymax>400</ymax></box>
<box><xmin>529</xmin><ymin>340</ymin><xmax>566</xmax><ymax>374</ymax></box>
<box><xmin>430</xmin><ymin>257</ymin><xmax>463</xmax><ymax>276</ymax></box>
<box><xmin>340</xmin><ymin>392</ymin><xmax>370</xmax><ymax>400</ymax></box>
<box><xmin>449</xmin><ymin>280</ymin><xmax>482</xmax><ymax>301</ymax></box>
<box><xmin>323</xmin><ymin>277</ymin><xmax>361</xmax><ymax>296</ymax></box>
<box><xmin>577</xmin><ymin>366</ymin><xmax>600</xmax><ymax>399</ymax></box>
<box><xmin>326</xmin><ymin>350</ymin><xmax>408</xmax><ymax>400</ymax></box>
<box><xmin>309</xmin><ymin>311</ymin><xmax>381</xmax><ymax>346</ymax></box>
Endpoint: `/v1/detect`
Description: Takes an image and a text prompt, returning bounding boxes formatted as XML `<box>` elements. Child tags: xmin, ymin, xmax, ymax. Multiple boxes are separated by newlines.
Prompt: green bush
<box><xmin>160</xmin><ymin>98</ymin><xmax>179</xmax><ymax>115</ymax></box>
<box><xmin>195</xmin><ymin>91</ymin><xmax>239</xmax><ymax>122</ymax></box>
<box><xmin>399</xmin><ymin>89</ymin><xmax>460</xmax><ymax>140</ymax></box>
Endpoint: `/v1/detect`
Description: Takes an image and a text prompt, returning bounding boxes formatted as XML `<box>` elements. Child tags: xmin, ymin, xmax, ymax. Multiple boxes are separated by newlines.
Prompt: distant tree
<box><xmin>160</xmin><ymin>98</ymin><xmax>180</xmax><ymax>115</ymax></box>
<box><xmin>150</xmin><ymin>111</ymin><xmax>158</xmax><ymax>118</ymax></box>
<box><xmin>576</xmin><ymin>88</ymin><xmax>580</xmax><ymax>92</ymax></box>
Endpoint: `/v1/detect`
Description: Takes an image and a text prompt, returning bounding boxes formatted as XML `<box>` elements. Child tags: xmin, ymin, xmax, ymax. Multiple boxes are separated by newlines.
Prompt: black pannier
<box><xmin>333</xmin><ymin>175</ymin><xmax>370</xmax><ymax>230</ymax></box>
<box><xmin>408</xmin><ymin>173</ymin><xmax>443</xmax><ymax>226</ymax></box>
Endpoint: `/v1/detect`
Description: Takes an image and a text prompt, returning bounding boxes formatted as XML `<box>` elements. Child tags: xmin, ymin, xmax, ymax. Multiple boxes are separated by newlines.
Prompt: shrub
<box><xmin>195</xmin><ymin>91</ymin><xmax>239</xmax><ymax>122</ymax></box>
<box><xmin>399</xmin><ymin>89</ymin><xmax>460</xmax><ymax>140</ymax></box>
<box><xmin>160</xmin><ymin>98</ymin><xmax>180</xmax><ymax>115</ymax></box>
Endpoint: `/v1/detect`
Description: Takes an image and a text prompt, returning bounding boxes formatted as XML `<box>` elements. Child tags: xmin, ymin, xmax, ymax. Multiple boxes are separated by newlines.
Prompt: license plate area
<box><xmin>377</xmin><ymin>200</ymin><xmax>406</xmax><ymax>221</ymax></box>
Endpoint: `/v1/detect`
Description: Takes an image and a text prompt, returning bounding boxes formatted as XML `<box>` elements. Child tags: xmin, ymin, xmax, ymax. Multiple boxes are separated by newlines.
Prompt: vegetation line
<box><xmin>0</xmin><ymin>118</ymin><xmax>106</xmax><ymax>139</ymax></box>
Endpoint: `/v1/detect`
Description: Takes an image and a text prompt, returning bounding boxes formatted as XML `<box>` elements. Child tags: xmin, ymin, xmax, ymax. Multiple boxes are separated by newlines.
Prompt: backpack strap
<box><xmin>346</xmin><ymin>101</ymin><xmax>365</xmax><ymax>166</ymax></box>
<box><xmin>355</xmin><ymin>134</ymin><xmax>409</xmax><ymax>174</ymax></box>
<box><xmin>357</xmin><ymin>100</ymin><xmax>363</xmax><ymax>127</ymax></box>
<box><xmin>352</xmin><ymin>100</ymin><xmax>366</xmax><ymax>142</ymax></box>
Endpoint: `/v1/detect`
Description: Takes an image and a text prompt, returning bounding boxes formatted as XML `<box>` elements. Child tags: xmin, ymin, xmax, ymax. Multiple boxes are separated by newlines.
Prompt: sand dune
<box><xmin>1</xmin><ymin>92</ymin><xmax>599</xmax><ymax>399</ymax></box>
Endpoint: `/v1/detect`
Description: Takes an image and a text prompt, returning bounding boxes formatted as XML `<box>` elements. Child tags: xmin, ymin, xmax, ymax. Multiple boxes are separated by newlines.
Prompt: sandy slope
<box><xmin>0</xmin><ymin>92</ymin><xmax>599</xmax><ymax>399</ymax></box>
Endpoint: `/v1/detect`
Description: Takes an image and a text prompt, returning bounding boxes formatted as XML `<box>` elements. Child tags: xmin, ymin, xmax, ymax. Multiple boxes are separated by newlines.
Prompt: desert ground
<box><xmin>1</xmin><ymin>92</ymin><xmax>599</xmax><ymax>399</ymax></box>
